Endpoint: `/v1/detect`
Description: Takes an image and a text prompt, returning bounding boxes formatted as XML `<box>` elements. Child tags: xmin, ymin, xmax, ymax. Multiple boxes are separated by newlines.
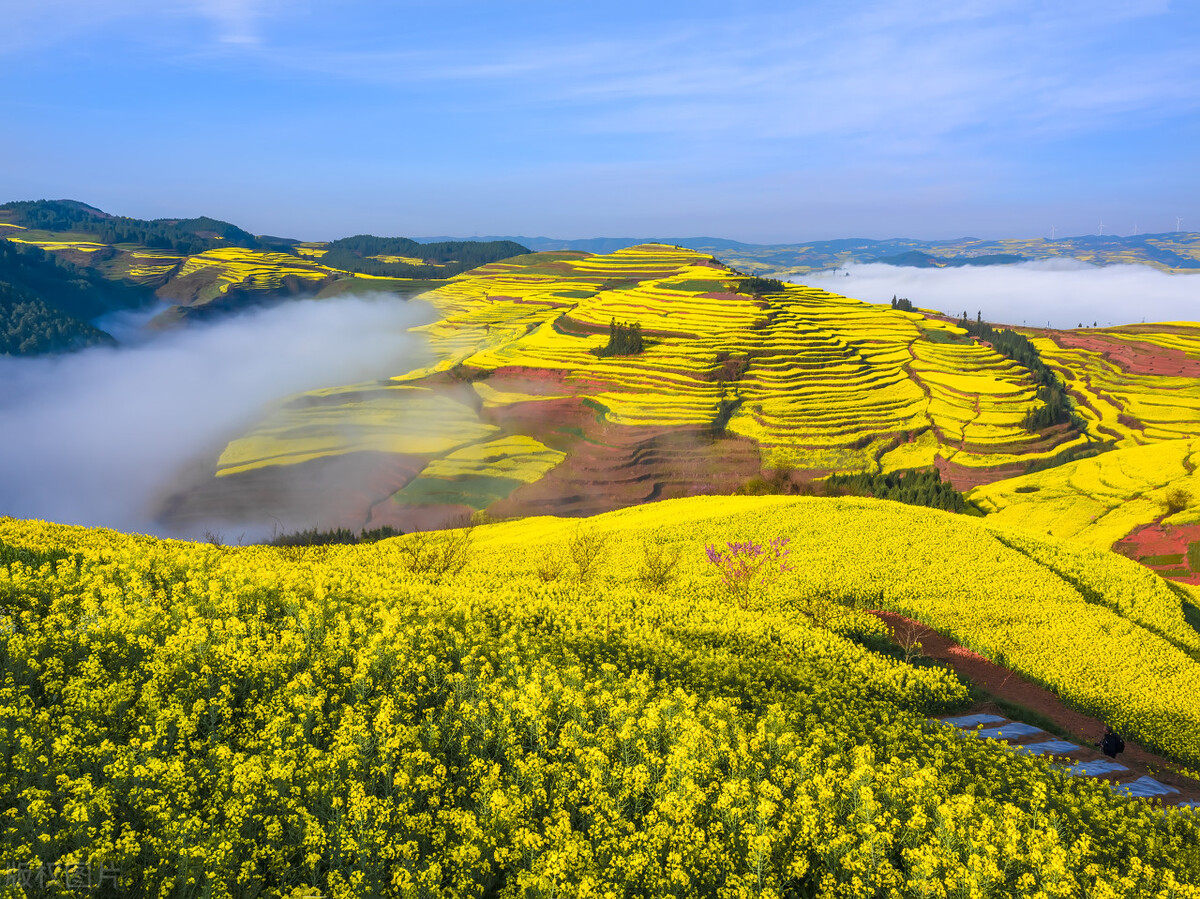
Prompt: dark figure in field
<box><xmin>1100</xmin><ymin>726</ymin><xmax>1125</xmax><ymax>759</ymax></box>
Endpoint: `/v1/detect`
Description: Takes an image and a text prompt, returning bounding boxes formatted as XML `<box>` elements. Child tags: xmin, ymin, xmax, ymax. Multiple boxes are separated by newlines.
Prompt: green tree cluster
<box><xmin>824</xmin><ymin>467</ymin><xmax>973</xmax><ymax>513</ymax></box>
<box><xmin>319</xmin><ymin>235</ymin><xmax>529</xmax><ymax>279</ymax></box>
<box><xmin>0</xmin><ymin>281</ymin><xmax>114</xmax><ymax>355</ymax></box>
<box><xmin>265</xmin><ymin>525</ymin><xmax>403</xmax><ymax>547</ymax></box>
<box><xmin>593</xmin><ymin>317</ymin><xmax>644</xmax><ymax>357</ymax></box>
<box><xmin>737</xmin><ymin>276</ymin><xmax>787</xmax><ymax>295</ymax></box>
<box><xmin>957</xmin><ymin>313</ymin><xmax>1083</xmax><ymax>432</ymax></box>
<box><xmin>890</xmin><ymin>295</ymin><xmax>914</xmax><ymax>311</ymax></box>
<box><xmin>0</xmin><ymin>238</ymin><xmax>151</xmax><ymax>322</ymax></box>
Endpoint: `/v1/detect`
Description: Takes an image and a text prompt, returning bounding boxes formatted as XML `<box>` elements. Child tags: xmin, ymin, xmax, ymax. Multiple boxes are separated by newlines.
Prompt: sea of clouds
<box><xmin>0</xmin><ymin>294</ymin><xmax>436</xmax><ymax>537</ymax></box>
<box><xmin>805</xmin><ymin>260</ymin><xmax>1200</xmax><ymax>330</ymax></box>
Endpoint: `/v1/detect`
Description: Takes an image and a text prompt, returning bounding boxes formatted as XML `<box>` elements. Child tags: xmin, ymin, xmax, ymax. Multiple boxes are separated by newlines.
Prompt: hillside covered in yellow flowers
<box><xmin>165</xmin><ymin>244</ymin><xmax>1063</xmax><ymax>528</ymax></box>
<box><xmin>6</xmin><ymin>496</ymin><xmax>1200</xmax><ymax>897</ymax></box>
<box><xmin>157</xmin><ymin>242</ymin><xmax>1200</xmax><ymax>576</ymax></box>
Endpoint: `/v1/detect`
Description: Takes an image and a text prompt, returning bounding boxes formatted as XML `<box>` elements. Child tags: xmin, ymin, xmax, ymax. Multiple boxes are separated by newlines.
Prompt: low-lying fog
<box><xmin>0</xmin><ymin>294</ymin><xmax>436</xmax><ymax>538</ymax></box>
<box><xmin>806</xmin><ymin>260</ymin><xmax>1199</xmax><ymax>330</ymax></box>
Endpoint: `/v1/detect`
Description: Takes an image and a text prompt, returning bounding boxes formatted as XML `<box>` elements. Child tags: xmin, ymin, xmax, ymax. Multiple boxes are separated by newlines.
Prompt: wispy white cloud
<box><xmin>216</xmin><ymin>0</ymin><xmax>1195</xmax><ymax>178</ymax></box>
<box><xmin>0</xmin><ymin>0</ymin><xmax>276</xmax><ymax>53</ymax></box>
<box><xmin>1</xmin><ymin>0</ymin><xmax>1194</xmax><ymax>240</ymax></box>
<box><xmin>201</xmin><ymin>0</ymin><xmax>266</xmax><ymax>45</ymax></box>
<box><xmin>5</xmin><ymin>0</ymin><xmax>1193</xmax><ymax>150</ymax></box>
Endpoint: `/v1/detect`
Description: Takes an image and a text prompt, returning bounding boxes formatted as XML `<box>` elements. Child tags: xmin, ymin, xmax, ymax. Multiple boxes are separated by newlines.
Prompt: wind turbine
<box><xmin>1179</xmin><ymin>216</ymin><xmax>1185</xmax><ymax>232</ymax></box>
<box><xmin>1050</xmin><ymin>225</ymin><xmax>1056</xmax><ymax>240</ymax></box>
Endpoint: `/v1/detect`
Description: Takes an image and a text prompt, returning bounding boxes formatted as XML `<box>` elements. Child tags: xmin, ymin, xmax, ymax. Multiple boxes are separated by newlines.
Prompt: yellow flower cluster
<box><xmin>174</xmin><ymin>247</ymin><xmax>333</xmax><ymax>303</ymax></box>
<box><xmin>3</xmin><ymin>495</ymin><xmax>1200</xmax><ymax>896</ymax></box>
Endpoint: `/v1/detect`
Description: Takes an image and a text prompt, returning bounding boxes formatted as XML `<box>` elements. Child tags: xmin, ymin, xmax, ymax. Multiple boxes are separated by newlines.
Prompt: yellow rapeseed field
<box><xmin>3</xmin><ymin>496</ymin><xmax>1200</xmax><ymax>896</ymax></box>
<box><xmin>971</xmin><ymin>436</ymin><xmax>1200</xmax><ymax>547</ymax></box>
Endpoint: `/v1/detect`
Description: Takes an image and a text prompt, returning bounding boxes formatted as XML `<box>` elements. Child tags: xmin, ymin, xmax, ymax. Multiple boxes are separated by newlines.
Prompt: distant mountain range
<box><xmin>416</xmin><ymin>233</ymin><xmax>1200</xmax><ymax>275</ymax></box>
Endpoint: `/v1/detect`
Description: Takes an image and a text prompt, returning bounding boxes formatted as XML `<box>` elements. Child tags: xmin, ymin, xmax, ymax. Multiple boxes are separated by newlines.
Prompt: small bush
<box><xmin>569</xmin><ymin>527</ymin><xmax>609</xmax><ymax>583</ymax></box>
<box><xmin>705</xmin><ymin>537</ymin><xmax>792</xmax><ymax>609</ymax></box>
<box><xmin>636</xmin><ymin>538</ymin><xmax>683</xmax><ymax>590</ymax></box>
<box><xmin>396</xmin><ymin>526</ymin><xmax>474</xmax><ymax>582</ymax></box>
<box><xmin>1162</xmin><ymin>488</ymin><xmax>1192</xmax><ymax>517</ymax></box>
<box><xmin>893</xmin><ymin>620</ymin><xmax>931</xmax><ymax>665</ymax></box>
<box><xmin>536</xmin><ymin>551</ymin><xmax>567</xmax><ymax>583</ymax></box>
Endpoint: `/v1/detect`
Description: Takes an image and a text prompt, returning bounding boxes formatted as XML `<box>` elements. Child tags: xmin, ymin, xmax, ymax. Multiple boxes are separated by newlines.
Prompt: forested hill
<box><xmin>319</xmin><ymin>235</ymin><xmax>529</xmax><ymax>280</ymax></box>
<box><xmin>0</xmin><ymin>280</ymin><xmax>114</xmax><ymax>355</ymax></box>
<box><xmin>0</xmin><ymin>200</ymin><xmax>531</xmax><ymax>355</ymax></box>
<box><xmin>0</xmin><ymin>199</ymin><xmax>271</xmax><ymax>256</ymax></box>
<box><xmin>0</xmin><ymin>238</ymin><xmax>143</xmax><ymax>355</ymax></box>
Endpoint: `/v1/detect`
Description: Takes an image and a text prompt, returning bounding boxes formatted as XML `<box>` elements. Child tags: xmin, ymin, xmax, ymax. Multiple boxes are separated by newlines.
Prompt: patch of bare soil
<box><xmin>872</xmin><ymin>610</ymin><xmax>1200</xmax><ymax>804</ymax></box>
<box><xmin>1051</xmin><ymin>331</ymin><xmax>1200</xmax><ymax>378</ymax></box>
<box><xmin>934</xmin><ymin>456</ymin><xmax>1029</xmax><ymax>491</ymax></box>
<box><xmin>488</xmin><ymin>416</ymin><xmax>763</xmax><ymax>520</ymax></box>
<box><xmin>1114</xmin><ymin>522</ymin><xmax>1200</xmax><ymax>584</ymax></box>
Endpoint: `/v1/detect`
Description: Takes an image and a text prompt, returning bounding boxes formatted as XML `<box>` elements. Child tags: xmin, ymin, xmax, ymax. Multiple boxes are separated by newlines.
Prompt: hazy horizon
<box><xmin>806</xmin><ymin>260</ymin><xmax>1200</xmax><ymax>331</ymax></box>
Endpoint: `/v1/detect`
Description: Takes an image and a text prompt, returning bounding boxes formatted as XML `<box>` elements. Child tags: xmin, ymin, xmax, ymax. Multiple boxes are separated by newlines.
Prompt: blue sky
<box><xmin>1</xmin><ymin>0</ymin><xmax>1197</xmax><ymax>242</ymax></box>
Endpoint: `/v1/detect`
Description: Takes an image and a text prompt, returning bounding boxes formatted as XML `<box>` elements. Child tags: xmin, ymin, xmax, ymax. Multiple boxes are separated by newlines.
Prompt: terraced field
<box><xmin>178</xmin><ymin>244</ymin><xmax>1095</xmax><ymax>531</ymax></box>
<box><xmin>1032</xmin><ymin>324</ymin><xmax>1200</xmax><ymax>445</ymax></box>
<box><xmin>965</xmin><ymin>324</ymin><xmax>1200</xmax><ymax>573</ymax></box>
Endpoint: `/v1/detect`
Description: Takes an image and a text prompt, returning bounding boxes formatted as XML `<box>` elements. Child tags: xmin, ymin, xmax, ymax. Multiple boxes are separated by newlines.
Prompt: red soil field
<box><xmin>1048</xmin><ymin>330</ymin><xmax>1200</xmax><ymax>378</ymax></box>
<box><xmin>1114</xmin><ymin>522</ymin><xmax>1200</xmax><ymax>584</ymax></box>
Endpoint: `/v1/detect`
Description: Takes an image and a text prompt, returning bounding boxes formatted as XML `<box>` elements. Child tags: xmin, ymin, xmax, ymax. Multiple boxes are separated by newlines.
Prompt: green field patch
<box><xmin>391</xmin><ymin>474</ymin><xmax>525</xmax><ymax>509</ymax></box>
<box><xmin>581</xmin><ymin>397</ymin><xmax>610</xmax><ymax>422</ymax></box>
<box><xmin>1189</xmin><ymin>541</ymin><xmax>1200</xmax><ymax>571</ymax></box>
<box><xmin>1142</xmin><ymin>553</ymin><xmax>1186</xmax><ymax>566</ymax></box>
<box><xmin>659</xmin><ymin>279</ymin><xmax>732</xmax><ymax>293</ymax></box>
<box><xmin>1158</xmin><ymin>567</ymin><xmax>1193</xmax><ymax>578</ymax></box>
<box><xmin>919</xmin><ymin>328</ymin><xmax>971</xmax><ymax>345</ymax></box>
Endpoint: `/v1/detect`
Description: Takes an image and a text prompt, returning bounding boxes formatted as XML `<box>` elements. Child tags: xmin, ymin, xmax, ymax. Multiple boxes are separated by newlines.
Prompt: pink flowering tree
<box><xmin>704</xmin><ymin>536</ymin><xmax>793</xmax><ymax>609</ymax></box>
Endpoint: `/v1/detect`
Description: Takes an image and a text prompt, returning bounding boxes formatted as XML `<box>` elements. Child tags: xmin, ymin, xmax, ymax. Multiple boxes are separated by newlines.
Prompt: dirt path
<box><xmin>872</xmin><ymin>610</ymin><xmax>1200</xmax><ymax>804</ymax></box>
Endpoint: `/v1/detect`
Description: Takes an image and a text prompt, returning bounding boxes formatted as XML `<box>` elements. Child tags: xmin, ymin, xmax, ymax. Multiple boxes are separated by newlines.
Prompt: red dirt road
<box><xmin>871</xmin><ymin>610</ymin><xmax>1200</xmax><ymax>803</ymax></box>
